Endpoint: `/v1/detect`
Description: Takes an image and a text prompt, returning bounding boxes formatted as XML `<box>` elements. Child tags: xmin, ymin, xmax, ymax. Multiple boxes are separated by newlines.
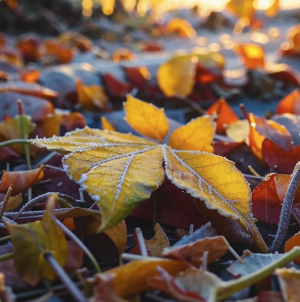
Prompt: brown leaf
<box><xmin>0</xmin><ymin>165</ymin><xmax>44</xmax><ymax>195</ymax></box>
<box><xmin>276</xmin><ymin>90</ymin><xmax>300</xmax><ymax>115</ymax></box>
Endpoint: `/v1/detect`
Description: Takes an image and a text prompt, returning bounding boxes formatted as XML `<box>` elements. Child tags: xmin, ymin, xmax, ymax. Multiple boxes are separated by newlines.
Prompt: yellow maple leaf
<box><xmin>168</xmin><ymin>116</ymin><xmax>215</xmax><ymax>152</ymax></box>
<box><xmin>29</xmin><ymin>97</ymin><xmax>267</xmax><ymax>252</ymax></box>
<box><xmin>124</xmin><ymin>94</ymin><xmax>169</xmax><ymax>142</ymax></box>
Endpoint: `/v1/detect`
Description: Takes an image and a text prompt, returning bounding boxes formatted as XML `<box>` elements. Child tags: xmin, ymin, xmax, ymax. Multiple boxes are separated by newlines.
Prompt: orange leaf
<box><xmin>276</xmin><ymin>90</ymin><xmax>300</xmax><ymax>115</ymax></box>
<box><xmin>0</xmin><ymin>34</ymin><xmax>6</xmax><ymax>48</ymax></box>
<box><xmin>101</xmin><ymin>117</ymin><xmax>115</xmax><ymax>131</ymax></box>
<box><xmin>235</xmin><ymin>43</ymin><xmax>265</xmax><ymax>70</ymax></box>
<box><xmin>111</xmin><ymin>48</ymin><xmax>135</xmax><ymax>62</ymax></box>
<box><xmin>252</xmin><ymin>173</ymin><xmax>300</xmax><ymax>224</ymax></box>
<box><xmin>103</xmin><ymin>73</ymin><xmax>131</xmax><ymax>98</ymax></box>
<box><xmin>206</xmin><ymin>99</ymin><xmax>239</xmax><ymax>134</ymax></box>
<box><xmin>168</xmin><ymin>116</ymin><xmax>215</xmax><ymax>152</ymax></box>
<box><xmin>226</xmin><ymin>0</ymin><xmax>255</xmax><ymax>20</ymax></box>
<box><xmin>249</xmin><ymin>113</ymin><xmax>291</xmax><ymax>161</ymax></box>
<box><xmin>276</xmin><ymin>268</ymin><xmax>300</xmax><ymax>302</ymax></box>
<box><xmin>163</xmin><ymin>236</ymin><xmax>229</xmax><ymax>266</ymax></box>
<box><xmin>124</xmin><ymin>95</ymin><xmax>169</xmax><ymax>142</ymax></box>
<box><xmin>105</xmin><ymin>259</ymin><xmax>188</xmax><ymax>297</ymax></box>
<box><xmin>0</xmin><ymin>165</ymin><xmax>44</xmax><ymax>195</ymax></box>
<box><xmin>76</xmin><ymin>79</ymin><xmax>110</xmax><ymax>111</ymax></box>
<box><xmin>16</xmin><ymin>35</ymin><xmax>41</xmax><ymax>62</ymax></box>
<box><xmin>20</xmin><ymin>70</ymin><xmax>40</xmax><ymax>83</ymax></box>
<box><xmin>167</xmin><ymin>19</ymin><xmax>196</xmax><ymax>38</ymax></box>
<box><xmin>285</xmin><ymin>232</ymin><xmax>300</xmax><ymax>264</ymax></box>
<box><xmin>124</xmin><ymin>66</ymin><xmax>151</xmax><ymax>89</ymax></box>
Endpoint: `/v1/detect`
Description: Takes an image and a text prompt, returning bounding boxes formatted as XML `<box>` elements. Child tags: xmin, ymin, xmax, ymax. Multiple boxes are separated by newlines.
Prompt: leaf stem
<box><xmin>54</xmin><ymin>218</ymin><xmax>101</xmax><ymax>273</ymax></box>
<box><xmin>270</xmin><ymin>162</ymin><xmax>300</xmax><ymax>252</ymax></box>
<box><xmin>0</xmin><ymin>252</ymin><xmax>14</xmax><ymax>262</ymax></box>
<box><xmin>0</xmin><ymin>139</ymin><xmax>29</xmax><ymax>149</ymax></box>
<box><xmin>173</xmin><ymin>94</ymin><xmax>206</xmax><ymax>115</ymax></box>
<box><xmin>217</xmin><ymin>247</ymin><xmax>300</xmax><ymax>300</ymax></box>
<box><xmin>0</xmin><ymin>236</ymin><xmax>11</xmax><ymax>243</ymax></box>
<box><xmin>44</xmin><ymin>252</ymin><xmax>87</xmax><ymax>302</ymax></box>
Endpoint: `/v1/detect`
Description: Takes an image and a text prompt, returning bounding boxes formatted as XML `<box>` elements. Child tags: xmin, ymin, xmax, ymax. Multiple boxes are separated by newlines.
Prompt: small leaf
<box><xmin>0</xmin><ymin>165</ymin><xmax>44</xmax><ymax>195</ymax></box>
<box><xmin>157</xmin><ymin>54</ymin><xmax>197</xmax><ymax>97</ymax></box>
<box><xmin>111</xmin><ymin>48</ymin><xmax>135</xmax><ymax>61</ymax></box>
<box><xmin>76</xmin><ymin>79</ymin><xmax>110</xmax><ymax>111</ymax></box>
<box><xmin>265</xmin><ymin>0</ymin><xmax>279</xmax><ymax>17</ymax></box>
<box><xmin>228</xmin><ymin>250</ymin><xmax>283</xmax><ymax>277</ymax></box>
<box><xmin>124</xmin><ymin>95</ymin><xmax>169</xmax><ymax>142</ymax></box>
<box><xmin>167</xmin><ymin>19</ymin><xmax>196</xmax><ymax>38</ymax></box>
<box><xmin>145</xmin><ymin>223</ymin><xmax>170</xmax><ymax>257</ymax></box>
<box><xmin>168</xmin><ymin>116</ymin><xmax>215</xmax><ymax>152</ymax></box>
<box><xmin>285</xmin><ymin>232</ymin><xmax>300</xmax><ymax>265</ymax></box>
<box><xmin>276</xmin><ymin>268</ymin><xmax>300</xmax><ymax>302</ymax></box>
<box><xmin>235</xmin><ymin>44</ymin><xmax>265</xmax><ymax>70</ymax></box>
<box><xmin>5</xmin><ymin>201</ymin><xmax>69</xmax><ymax>285</ymax></box>
<box><xmin>100</xmin><ymin>259</ymin><xmax>188</xmax><ymax>297</ymax></box>
<box><xmin>226</xmin><ymin>0</ymin><xmax>255</xmax><ymax>19</ymax></box>
<box><xmin>206</xmin><ymin>99</ymin><xmax>239</xmax><ymax>134</ymax></box>
<box><xmin>276</xmin><ymin>90</ymin><xmax>300</xmax><ymax>115</ymax></box>
<box><xmin>1</xmin><ymin>194</ymin><xmax>22</xmax><ymax>212</ymax></box>
<box><xmin>102</xmin><ymin>117</ymin><xmax>115</xmax><ymax>131</ymax></box>
<box><xmin>163</xmin><ymin>236</ymin><xmax>229</xmax><ymax>266</ymax></box>
<box><xmin>226</xmin><ymin>120</ymin><xmax>250</xmax><ymax>143</ymax></box>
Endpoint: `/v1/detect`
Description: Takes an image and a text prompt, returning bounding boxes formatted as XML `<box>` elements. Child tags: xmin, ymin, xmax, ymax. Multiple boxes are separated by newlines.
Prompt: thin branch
<box><xmin>270</xmin><ymin>162</ymin><xmax>300</xmax><ymax>252</ymax></box>
<box><xmin>44</xmin><ymin>252</ymin><xmax>87</xmax><ymax>302</ymax></box>
<box><xmin>0</xmin><ymin>252</ymin><xmax>14</xmax><ymax>263</ymax></box>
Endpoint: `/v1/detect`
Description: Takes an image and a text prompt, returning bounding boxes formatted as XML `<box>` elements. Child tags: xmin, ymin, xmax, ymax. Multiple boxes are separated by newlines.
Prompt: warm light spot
<box><xmin>191</xmin><ymin>56</ymin><xmax>199</xmax><ymax>63</ymax></box>
<box><xmin>269</xmin><ymin>27</ymin><xmax>280</xmax><ymax>38</ymax></box>
<box><xmin>253</xmin><ymin>0</ymin><xmax>276</xmax><ymax>10</ymax></box>
<box><xmin>220</xmin><ymin>34</ymin><xmax>231</xmax><ymax>43</ymax></box>
<box><xmin>82</xmin><ymin>0</ymin><xmax>93</xmax><ymax>17</ymax></box>
<box><xmin>209</xmin><ymin>43</ymin><xmax>221</xmax><ymax>52</ymax></box>
<box><xmin>223</xmin><ymin>40</ymin><xmax>234</xmax><ymax>49</ymax></box>
<box><xmin>187</xmin><ymin>28</ymin><xmax>196</xmax><ymax>38</ymax></box>
<box><xmin>197</xmin><ymin>37</ymin><xmax>207</xmax><ymax>46</ymax></box>
<box><xmin>281</xmin><ymin>42</ymin><xmax>291</xmax><ymax>51</ymax></box>
<box><xmin>251</xmin><ymin>32</ymin><xmax>269</xmax><ymax>44</ymax></box>
<box><xmin>123</xmin><ymin>0</ymin><xmax>137</xmax><ymax>12</ymax></box>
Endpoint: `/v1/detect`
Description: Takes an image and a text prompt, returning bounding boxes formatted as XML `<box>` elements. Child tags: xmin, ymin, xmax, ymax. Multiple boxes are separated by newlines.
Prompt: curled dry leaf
<box><xmin>5</xmin><ymin>202</ymin><xmax>69</xmax><ymax>285</ymax></box>
<box><xmin>20</xmin><ymin>69</ymin><xmax>40</xmax><ymax>83</ymax></box>
<box><xmin>101</xmin><ymin>116</ymin><xmax>115</xmax><ymax>131</ymax></box>
<box><xmin>235</xmin><ymin>44</ymin><xmax>265</xmax><ymax>70</ymax></box>
<box><xmin>276</xmin><ymin>268</ymin><xmax>300</xmax><ymax>302</ymax></box>
<box><xmin>249</xmin><ymin>113</ymin><xmax>291</xmax><ymax>162</ymax></box>
<box><xmin>206</xmin><ymin>98</ymin><xmax>239</xmax><ymax>134</ymax></box>
<box><xmin>124</xmin><ymin>66</ymin><xmax>151</xmax><ymax>89</ymax></box>
<box><xmin>163</xmin><ymin>236</ymin><xmax>229</xmax><ymax>265</ymax></box>
<box><xmin>76</xmin><ymin>79</ymin><xmax>110</xmax><ymax>111</ymax></box>
<box><xmin>252</xmin><ymin>173</ymin><xmax>300</xmax><ymax>224</ymax></box>
<box><xmin>103</xmin><ymin>73</ymin><xmax>131</xmax><ymax>98</ymax></box>
<box><xmin>0</xmin><ymin>81</ymin><xmax>58</xmax><ymax>100</ymax></box>
<box><xmin>168</xmin><ymin>116</ymin><xmax>215</xmax><ymax>152</ymax></box>
<box><xmin>0</xmin><ymin>165</ymin><xmax>44</xmax><ymax>195</ymax></box>
<box><xmin>148</xmin><ymin>266</ymin><xmax>223</xmax><ymax>302</ymax></box>
<box><xmin>157</xmin><ymin>54</ymin><xmax>197</xmax><ymax>97</ymax></box>
<box><xmin>124</xmin><ymin>94</ymin><xmax>169</xmax><ymax>142</ymax></box>
<box><xmin>30</xmin><ymin>99</ymin><xmax>267</xmax><ymax>251</ymax></box>
<box><xmin>276</xmin><ymin>90</ymin><xmax>300</xmax><ymax>115</ymax></box>
<box><xmin>61</xmin><ymin>112</ymin><xmax>87</xmax><ymax>132</ymax></box>
<box><xmin>0</xmin><ymin>194</ymin><xmax>22</xmax><ymax>212</ymax></box>
<box><xmin>100</xmin><ymin>258</ymin><xmax>188</xmax><ymax>297</ymax></box>
<box><xmin>145</xmin><ymin>223</ymin><xmax>170</xmax><ymax>257</ymax></box>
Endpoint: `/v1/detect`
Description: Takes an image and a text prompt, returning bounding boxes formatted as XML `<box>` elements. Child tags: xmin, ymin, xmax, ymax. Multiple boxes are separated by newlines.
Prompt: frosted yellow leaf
<box><xmin>226</xmin><ymin>0</ymin><xmax>255</xmax><ymax>20</ymax></box>
<box><xmin>163</xmin><ymin>146</ymin><xmax>268</xmax><ymax>252</ymax></box>
<box><xmin>157</xmin><ymin>54</ymin><xmax>197</xmax><ymax>97</ymax></box>
<box><xmin>76</xmin><ymin>79</ymin><xmax>110</xmax><ymax>111</ymax></box>
<box><xmin>168</xmin><ymin>116</ymin><xmax>215</xmax><ymax>152</ymax></box>
<box><xmin>124</xmin><ymin>95</ymin><xmax>169</xmax><ymax>142</ymax></box>
<box><xmin>101</xmin><ymin>117</ymin><xmax>115</xmax><ymax>131</ymax></box>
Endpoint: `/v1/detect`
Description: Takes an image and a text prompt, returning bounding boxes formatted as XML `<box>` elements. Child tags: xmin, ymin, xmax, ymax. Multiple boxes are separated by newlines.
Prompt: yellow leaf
<box><xmin>226</xmin><ymin>119</ymin><xmax>250</xmax><ymax>143</ymax></box>
<box><xmin>265</xmin><ymin>0</ymin><xmax>279</xmax><ymax>17</ymax></box>
<box><xmin>104</xmin><ymin>220</ymin><xmax>127</xmax><ymax>256</ymax></box>
<box><xmin>157</xmin><ymin>54</ymin><xmax>197</xmax><ymax>97</ymax></box>
<box><xmin>276</xmin><ymin>268</ymin><xmax>300</xmax><ymax>302</ymax></box>
<box><xmin>76</xmin><ymin>79</ymin><xmax>110</xmax><ymax>111</ymax></box>
<box><xmin>102</xmin><ymin>117</ymin><xmax>115</xmax><ymax>131</ymax></box>
<box><xmin>167</xmin><ymin>18</ymin><xmax>196</xmax><ymax>38</ymax></box>
<box><xmin>124</xmin><ymin>95</ymin><xmax>169</xmax><ymax>142</ymax></box>
<box><xmin>163</xmin><ymin>146</ymin><xmax>268</xmax><ymax>252</ymax></box>
<box><xmin>226</xmin><ymin>0</ymin><xmax>255</xmax><ymax>20</ymax></box>
<box><xmin>168</xmin><ymin>116</ymin><xmax>215</xmax><ymax>152</ymax></box>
